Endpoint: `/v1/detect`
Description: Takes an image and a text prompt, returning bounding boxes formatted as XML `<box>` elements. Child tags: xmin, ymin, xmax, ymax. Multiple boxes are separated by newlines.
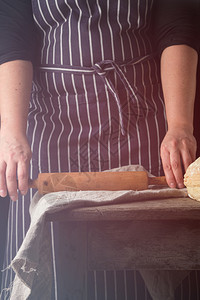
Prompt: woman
<box><xmin>0</xmin><ymin>0</ymin><xmax>199</xmax><ymax>299</ymax></box>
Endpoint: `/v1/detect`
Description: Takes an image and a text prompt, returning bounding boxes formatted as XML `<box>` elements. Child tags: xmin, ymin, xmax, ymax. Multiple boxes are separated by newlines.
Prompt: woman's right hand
<box><xmin>0</xmin><ymin>132</ymin><xmax>32</xmax><ymax>201</ymax></box>
<box><xmin>0</xmin><ymin>60</ymin><xmax>33</xmax><ymax>201</ymax></box>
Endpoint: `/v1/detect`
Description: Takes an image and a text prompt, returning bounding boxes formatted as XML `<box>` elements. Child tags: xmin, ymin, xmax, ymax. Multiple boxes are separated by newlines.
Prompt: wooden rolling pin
<box><xmin>28</xmin><ymin>171</ymin><xmax>167</xmax><ymax>195</ymax></box>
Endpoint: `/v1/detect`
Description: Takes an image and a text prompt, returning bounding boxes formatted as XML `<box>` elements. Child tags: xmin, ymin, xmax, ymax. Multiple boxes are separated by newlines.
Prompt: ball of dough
<box><xmin>184</xmin><ymin>157</ymin><xmax>200</xmax><ymax>201</ymax></box>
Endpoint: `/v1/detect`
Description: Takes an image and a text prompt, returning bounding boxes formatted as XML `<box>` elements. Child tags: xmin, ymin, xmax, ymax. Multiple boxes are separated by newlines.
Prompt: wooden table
<box><xmin>47</xmin><ymin>196</ymin><xmax>200</xmax><ymax>299</ymax></box>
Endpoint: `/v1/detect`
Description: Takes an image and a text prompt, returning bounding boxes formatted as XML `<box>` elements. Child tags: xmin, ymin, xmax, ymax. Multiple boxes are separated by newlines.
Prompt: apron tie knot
<box><xmin>93</xmin><ymin>59</ymin><xmax>137</xmax><ymax>136</ymax></box>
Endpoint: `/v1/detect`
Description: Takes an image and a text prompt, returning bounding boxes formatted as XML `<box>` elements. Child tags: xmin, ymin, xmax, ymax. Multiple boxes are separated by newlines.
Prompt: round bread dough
<box><xmin>184</xmin><ymin>157</ymin><xmax>200</xmax><ymax>201</ymax></box>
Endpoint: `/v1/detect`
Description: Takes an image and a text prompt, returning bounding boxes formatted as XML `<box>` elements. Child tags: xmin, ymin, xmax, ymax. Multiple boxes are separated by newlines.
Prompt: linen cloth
<box><xmin>10</xmin><ymin>166</ymin><xmax>188</xmax><ymax>300</ymax></box>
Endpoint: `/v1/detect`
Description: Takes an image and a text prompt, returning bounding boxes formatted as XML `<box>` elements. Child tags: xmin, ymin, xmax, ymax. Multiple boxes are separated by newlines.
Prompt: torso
<box><xmin>28</xmin><ymin>0</ymin><xmax>167</xmax><ymax>176</ymax></box>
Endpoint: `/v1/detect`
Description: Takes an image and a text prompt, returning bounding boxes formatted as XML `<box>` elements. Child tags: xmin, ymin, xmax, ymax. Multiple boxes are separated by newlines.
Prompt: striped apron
<box><xmin>1</xmin><ymin>0</ymin><xmax>199</xmax><ymax>299</ymax></box>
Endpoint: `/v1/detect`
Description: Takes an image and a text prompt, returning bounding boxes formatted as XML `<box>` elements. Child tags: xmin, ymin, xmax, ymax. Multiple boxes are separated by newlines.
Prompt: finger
<box><xmin>180</xmin><ymin>140</ymin><xmax>193</xmax><ymax>173</ymax></box>
<box><xmin>0</xmin><ymin>161</ymin><xmax>7</xmax><ymax>197</ymax></box>
<box><xmin>188</xmin><ymin>144</ymin><xmax>197</xmax><ymax>166</ymax></box>
<box><xmin>189</xmin><ymin>137</ymin><xmax>197</xmax><ymax>162</ymax></box>
<box><xmin>6</xmin><ymin>162</ymin><xmax>18</xmax><ymax>201</ymax></box>
<box><xmin>17</xmin><ymin>160</ymin><xmax>29</xmax><ymax>195</ymax></box>
<box><xmin>170</xmin><ymin>149</ymin><xmax>184</xmax><ymax>188</ymax></box>
<box><xmin>160</xmin><ymin>145</ymin><xmax>177</xmax><ymax>188</ymax></box>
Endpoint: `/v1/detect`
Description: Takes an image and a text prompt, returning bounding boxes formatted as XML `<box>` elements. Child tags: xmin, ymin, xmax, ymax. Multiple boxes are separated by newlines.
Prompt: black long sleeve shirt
<box><xmin>0</xmin><ymin>0</ymin><xmax>199</xmax><ymax>65</ymax></box>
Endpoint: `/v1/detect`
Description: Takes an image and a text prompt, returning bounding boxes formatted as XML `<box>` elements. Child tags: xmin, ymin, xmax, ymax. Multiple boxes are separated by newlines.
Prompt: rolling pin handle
<box><xmin>148</xmin><ymin>176</ymin><xmax>168</xmax><ymax>186</ymax></box>
<box><xmin>28</xmin><ymin>178</ymin><xmax>38</xmax><ymax>190</ymax></box>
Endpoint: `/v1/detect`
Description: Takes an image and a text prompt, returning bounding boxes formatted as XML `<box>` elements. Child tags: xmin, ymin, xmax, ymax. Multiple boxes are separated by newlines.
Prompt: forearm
<box><xmin>161</xmin><ymin>45</ymin><xmax>198</xmax><ymax>132</ymax></box>
<box><xmin>0</xmin><ymin>60</ymin><xmax>33</xmax><ymax>135</ymax></box>
<box><xmin>160</xmin><ymin>44</ymin><xmax>198</xmax><ymax>188</ymax></box>
<box><xmin>0</xmin><ymin>60</ymin><xmax>33</xmax><ymax>200</ymax></box>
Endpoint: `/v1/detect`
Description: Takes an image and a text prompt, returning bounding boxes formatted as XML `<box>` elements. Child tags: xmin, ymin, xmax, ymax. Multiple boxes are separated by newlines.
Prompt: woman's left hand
<box><xmin>160</xmin><ymin>127</ymin><xmax>197</xmax><ymax>188</ymax></box>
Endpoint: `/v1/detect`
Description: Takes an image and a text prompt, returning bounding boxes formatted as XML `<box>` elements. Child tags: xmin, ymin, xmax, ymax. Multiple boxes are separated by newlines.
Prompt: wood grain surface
<box><xmin>47</xmin><ymin>197</ymin><xmax>200</xmax><ymax>222</ymax></box>
<box><xmin>87</xmin><ymin>220</ymin><xmax>200</xmax><ymax>270</ymax></box>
